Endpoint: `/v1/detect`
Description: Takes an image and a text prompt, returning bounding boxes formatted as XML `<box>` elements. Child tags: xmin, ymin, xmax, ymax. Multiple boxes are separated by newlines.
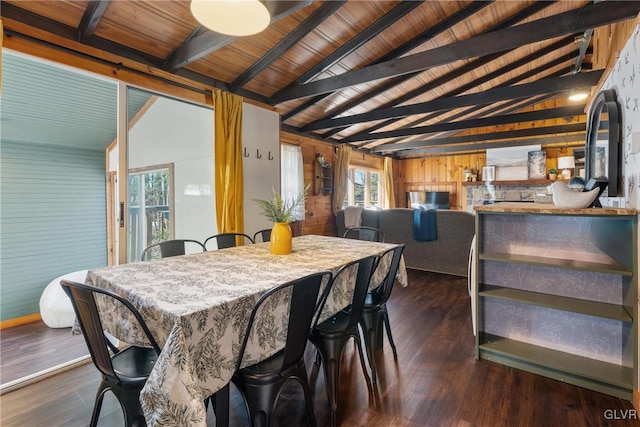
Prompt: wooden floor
<box><xmin>1</xmin><ymin>319</ymin><xmax>89</xmax><ymax>385</ymax></box>
<box><xmin>2</xmin><ymin>270</ymin><xmax>639</xmax><ymax>426</ymax></box>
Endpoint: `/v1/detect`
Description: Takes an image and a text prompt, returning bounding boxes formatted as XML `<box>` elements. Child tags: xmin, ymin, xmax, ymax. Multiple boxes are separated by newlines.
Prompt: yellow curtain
<box><xmin>214</xmin><ymin>90</ymin><xmax>244</xmax><ymax>234</ymax></box>
<box><xmin>332</xmin><ymin>145</ymin><xmax>352</xmax><ymax>216</ymax></box>
<box><xmin>383</xmin><ymin>156</ymin><xmax>395</xmax><ymax>208</ymax></box>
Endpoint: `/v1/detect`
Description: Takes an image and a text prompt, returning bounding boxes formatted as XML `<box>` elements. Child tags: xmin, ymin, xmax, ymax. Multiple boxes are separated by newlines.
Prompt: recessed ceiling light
<box><xmin>568</xmin><ymin>90</ymin><xmax>589</xmax><ymax>101</ymax></box>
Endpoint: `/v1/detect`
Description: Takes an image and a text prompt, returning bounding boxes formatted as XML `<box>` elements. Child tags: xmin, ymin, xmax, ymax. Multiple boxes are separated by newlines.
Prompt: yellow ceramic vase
<box><xmin>270</xmin><ymin>222</ymin><xmax>292</xmax><ymax>255</ymax></box>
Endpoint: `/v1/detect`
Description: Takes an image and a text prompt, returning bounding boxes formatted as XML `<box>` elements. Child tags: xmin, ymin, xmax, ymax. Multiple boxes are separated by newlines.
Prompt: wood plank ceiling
<box><xmin>3</xmin><ymin>0</ymin><xmax>640</xmax><ymax>159</ymax></box>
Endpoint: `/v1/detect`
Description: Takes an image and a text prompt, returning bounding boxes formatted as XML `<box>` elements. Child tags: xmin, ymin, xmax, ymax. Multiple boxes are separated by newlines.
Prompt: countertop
<box><xmin>474</xmin><ymin>202</ymin><xmax>637</xmax><ymax>216</ymax></box>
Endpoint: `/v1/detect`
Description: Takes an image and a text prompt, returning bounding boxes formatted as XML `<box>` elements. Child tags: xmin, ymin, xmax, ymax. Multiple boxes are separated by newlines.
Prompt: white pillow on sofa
<box><xmin>39</xmin><ymin>270</ymin><xmax>88</xmax><ymax>328</ymax></box>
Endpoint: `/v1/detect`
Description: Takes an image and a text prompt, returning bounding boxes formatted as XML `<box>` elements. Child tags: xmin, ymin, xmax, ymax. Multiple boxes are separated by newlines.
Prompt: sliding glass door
<box><xmin>122</xmin><ymin>87</ymin><xmax>216</xmax><ymax>262</ymax></box>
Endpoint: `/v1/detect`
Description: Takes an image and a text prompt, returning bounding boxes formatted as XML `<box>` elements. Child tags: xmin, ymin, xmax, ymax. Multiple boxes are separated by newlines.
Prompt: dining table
<box><xmin>86</xmin><ymin>234</ymin><xmax>408</xmax><ymax>427</ymax></box>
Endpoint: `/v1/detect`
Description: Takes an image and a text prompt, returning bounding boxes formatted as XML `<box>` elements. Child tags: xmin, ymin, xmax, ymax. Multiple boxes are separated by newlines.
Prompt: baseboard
<box><xmin>0</xmin><ymin>313</ymin><xmax>41</xmax><ymax>330</ymax></box>
<box><xmin>634</xmin><ymin>389</ymin><xmax>639</xmax><ymax>411</ymax></box>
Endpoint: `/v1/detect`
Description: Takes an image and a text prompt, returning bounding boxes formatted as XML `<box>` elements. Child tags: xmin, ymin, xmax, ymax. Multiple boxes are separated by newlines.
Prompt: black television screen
<box><xmin>407</xmin><ymin>191</ymin><xmax>450</xmax><ymax>210</ymax></box>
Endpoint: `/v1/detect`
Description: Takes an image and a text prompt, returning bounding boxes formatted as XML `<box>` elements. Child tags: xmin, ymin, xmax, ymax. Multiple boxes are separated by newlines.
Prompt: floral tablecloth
<box><xmin>87</xmin><ymin>234</ymin><xmax>407</xmax><ymax>427</ymax></box>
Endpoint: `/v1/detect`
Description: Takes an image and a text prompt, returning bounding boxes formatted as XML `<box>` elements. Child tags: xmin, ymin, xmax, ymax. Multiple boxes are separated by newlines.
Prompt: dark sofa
<box><xmin>336</xmin><ymin>208</ymin><xmax>475</xmax><ymax>277</ymax></box>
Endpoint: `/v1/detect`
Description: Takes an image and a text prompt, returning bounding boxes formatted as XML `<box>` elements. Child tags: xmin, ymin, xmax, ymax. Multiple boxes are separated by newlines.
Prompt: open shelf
<box><xmin>479</xmin><ymin>285</ymin><xmax>632</xmax><ymax>322</ymax></box>
<box><xmin>478</xmin><ymin>334</ymin><xmax>633</xmax><ymax>399</ymax></box>
<box><xmin>314</xmin><ymin>159</ymin><xmax>332</xmax><ymax>196</ymax></box>
<box><xmin>479</xmin><ymin>252</ymin><xmax>633</xmax><ymax>276</ymax></box>
<box><xmin>475</xmin><ymin>209</ymin><xmax>637</xmax><ymax>400</ymax></box>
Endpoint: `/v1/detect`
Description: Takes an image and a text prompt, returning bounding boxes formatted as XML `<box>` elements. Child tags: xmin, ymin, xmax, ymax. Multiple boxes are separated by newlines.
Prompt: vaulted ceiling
<box><xmin>3</xmin><ymin>1</ymin><xmax>640</xmax><ymax>158</ymax></box>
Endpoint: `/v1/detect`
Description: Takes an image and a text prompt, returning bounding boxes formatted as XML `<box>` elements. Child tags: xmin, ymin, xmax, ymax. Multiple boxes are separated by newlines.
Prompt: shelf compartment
<box><xmin>479</xmin><ymin>285</ymin><xmax>632</xmax><ymax>323</ymax></box>
<box><xmin>478</xmin><ymin>334</ymin><xmax>633</xmax><ymax>400</ymax></box>
<box><xmin>479</xmin><ymin>252</ymin><xmax>633</xmax><ymax>276</ymax></box>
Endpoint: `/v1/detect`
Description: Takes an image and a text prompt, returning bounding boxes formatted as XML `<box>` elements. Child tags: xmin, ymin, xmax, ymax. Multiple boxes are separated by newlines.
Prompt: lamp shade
<box><xmin>190</xmin><ymin>0</ymin><xmax>270</xmax><ymax>37</ymax></box>
<box><xmin>557</xmin><ymin>156</ymin><xmax>575</xmax><ymax>170</ymax></box>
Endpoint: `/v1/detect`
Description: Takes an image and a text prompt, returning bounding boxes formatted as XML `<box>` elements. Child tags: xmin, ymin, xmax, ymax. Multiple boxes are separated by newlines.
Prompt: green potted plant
<box><xmin>254</xmin><ymin>185</ymin><xmax>309</xmax><ymax>254</ymax></box>
<box><xmin>548</xmin><ymin>168</ymin><xmax>558</xmax><ymax>180</ymax></box>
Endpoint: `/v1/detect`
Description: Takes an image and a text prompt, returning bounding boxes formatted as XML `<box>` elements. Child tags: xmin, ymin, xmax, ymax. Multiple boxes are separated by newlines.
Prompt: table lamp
<box><xmin>557</xmin><ymin>156</ymin><xmax>575</xmax><ymax>180</ymax></box>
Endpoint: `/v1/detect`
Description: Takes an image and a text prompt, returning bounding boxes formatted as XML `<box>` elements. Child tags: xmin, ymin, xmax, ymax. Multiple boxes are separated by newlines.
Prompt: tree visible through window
<box><xmin>344</xmin><ymin>167</ymin><xmax>383</xmax><ymax>208</ymax></box>
<box><xmin>127</xmin><ymin>165</ymin><xmax>173</xmax><ymax>262</ymax></box>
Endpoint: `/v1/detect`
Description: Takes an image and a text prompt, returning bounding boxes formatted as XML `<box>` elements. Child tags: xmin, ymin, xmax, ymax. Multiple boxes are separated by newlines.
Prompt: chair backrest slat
<box><xmin>141</xmin><ymin>239</ymin><xmax>206</xmax><ymax>261</ymax></box>
<box><xmin>61</xmin><ymin>280</ymin><xmax>162</xmax><ymax>383</ymax></box>
<box><xmin>378</xmin><ymin>245</ymin><xmax>405</xmax><ymax>303</ymax></box>
<box><xmin>235</xmin><ymin>271</ymin><xmax>331</xmax><ymax>373</ymax></box>
<box><xmin>343</xmin><ymin>226</ymin><xmax>385</xmax><ymax>243</ymax></box>
<box><xmin>63</xmin><ymin>284</ymin><xmax>116</xmax><ymax>379</ymax></box>
<box><xmin>204</xmin><ymin>233</ymin><xmax>255</xmax><ymax>250</ymax></box>
<box><xmin>253</xmin><ymin>229</ymin><xmax>272</xmax><ymax>243</ymax></box>
<box><xmin>316</xmin><ymin>255</ymin><xmax>378</xmax><ymax>330</ymax></box>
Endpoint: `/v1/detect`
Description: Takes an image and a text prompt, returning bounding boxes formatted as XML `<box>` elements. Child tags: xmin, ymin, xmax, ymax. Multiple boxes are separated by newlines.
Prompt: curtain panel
<box><xmin>332</xmin><ymin>145</ymin><xmax>352</xmax><ymax>216</ymax></box>
<box><xmin>383</xmin><ymin>156</ymin><xmax>395</xmax><ymax>209</ymax></box>
<box><xmin>281</xmin><ymin>144</ymin><xmax>305</xmax><ymax>221</ymax></box>
<box><xmin>214</xmin><ymin>90</ymin><xmax>244</xmax><ymax>234</ymax></box>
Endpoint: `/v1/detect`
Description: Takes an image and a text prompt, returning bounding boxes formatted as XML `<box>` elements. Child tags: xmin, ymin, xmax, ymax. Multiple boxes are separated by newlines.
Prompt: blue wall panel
<box><xmin>0</xmin><ymin>141</ymin><xmax>107</xmax><ymax>321</ymax></box>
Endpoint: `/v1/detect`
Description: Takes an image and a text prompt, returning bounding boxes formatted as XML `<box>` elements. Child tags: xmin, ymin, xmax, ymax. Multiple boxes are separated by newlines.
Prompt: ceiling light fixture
<box><xmin>568</xmin><ymin>89</ymin><xmax>589</xmax><ymax>102</ymax></box>
<box><xmin>190</xmin><ymin>0</ymin><xmax>270</xmax><ymax>37</ymax></box>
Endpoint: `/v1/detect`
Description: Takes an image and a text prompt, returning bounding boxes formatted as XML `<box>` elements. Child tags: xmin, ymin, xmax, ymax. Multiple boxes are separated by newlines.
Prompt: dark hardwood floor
<box><xmin>2</xmin><ymin>270</ymin><xmax>638</xmax><ymax>426</ymax></box>
<box><xmin>1</xmin><ymin>319</ymin><xmax>89</xmax><ymax>385</ymax></box>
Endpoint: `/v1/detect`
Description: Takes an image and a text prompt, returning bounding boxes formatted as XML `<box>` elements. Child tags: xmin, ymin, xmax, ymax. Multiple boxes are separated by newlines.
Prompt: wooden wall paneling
<box><xmin>281</xmin><ymin>132</ymin><xmax>389</xmax><ymax>236</ymax></box>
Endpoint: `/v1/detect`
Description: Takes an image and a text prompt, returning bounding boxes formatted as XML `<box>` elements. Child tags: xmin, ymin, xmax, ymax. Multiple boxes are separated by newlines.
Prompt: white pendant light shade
<box><xmin>190</xmin><ymin>0</ymin><xmax>270</xmax><ymax>37</ymax></box>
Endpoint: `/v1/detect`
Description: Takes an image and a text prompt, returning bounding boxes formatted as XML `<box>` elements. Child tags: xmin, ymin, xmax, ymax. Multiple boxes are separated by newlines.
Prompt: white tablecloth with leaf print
<box><xmin>87</xmin><ymin>234</ymin><xmax>407</xmax><ymax>427</ymax></box>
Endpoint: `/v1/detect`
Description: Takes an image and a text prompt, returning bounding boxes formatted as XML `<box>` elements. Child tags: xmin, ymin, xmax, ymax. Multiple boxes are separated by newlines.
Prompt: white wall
<box><xmin>598</xmin><ymin>23</ymin><xmax>640</xmax><ymax>211</ymax></box>
<box><xmin>242</xmin><ymin>102</ymin><xmax>280</xmax><ymax>237</ymax></box>
<box><xmin>127</xmin><ymin>96</ymin><xmax>280</xmax><ymax>245</ymax></box>
<box><xmin>129</xmin><ymin>96</ymin><xmax>216</xmax><ymax>242</ymax></box>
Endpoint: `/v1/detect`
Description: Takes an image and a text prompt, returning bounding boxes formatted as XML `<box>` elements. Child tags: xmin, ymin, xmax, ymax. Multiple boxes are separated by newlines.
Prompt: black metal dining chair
<box><xmin>204</xmin><ymin>232</ymin><xmax>254</xmax><ymax>250</ymax></box>
<box><xmin>60</xmin><ymin>280</ymin><xmax>161</xmax><ymax>427</ymax></box>
<box><xmin>342</xmin><ymin>226</ymin><xmax>385</xmax><ymax>243</ymax></box>
<box><xmin>309</xmin><ymin>255</ymin><xmax>378</xmax><ymax>427</ymax></box>
<box><xmin>359</xmin><ymin>244</ymin><xmax>405</xmax><ymax>383</ymax></box>
<box><xmin>140</xmin><ymin>239</ymin><xmax>206</xmax><ymax>261</ymax></box>
<box><xmin>252</xmin><ymin>228</ymin><xmax>272</xmax><ymax>243</ymax></box>
<box><xmin>229</xmin><ymin>270</ymin><xmax>332</xmax><ymax>427</ymax></box>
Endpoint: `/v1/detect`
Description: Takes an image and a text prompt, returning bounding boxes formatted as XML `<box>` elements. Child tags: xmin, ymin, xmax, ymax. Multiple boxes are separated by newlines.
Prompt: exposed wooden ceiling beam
<box><xmin>362</xmin><ymin>92</ymin><xmax>562</xmax><ymax>150</ymax></box>
<box><xmin>279</xmin><ymin>0</ymin><xmax>493</xmax><ymax>121</ymax></box>
<box><xmin>342</xmin><ymin>105</ymin><xmax>586</xmax><ymax>143</ymax></box>
<box><xmin>322</xmin><ymin>35</ymin><xmax>576</xmax><ymax>139</ymax></box>
<box><xmin>575</xmin><ymin>29</ymin><xmax>594</xmax><ymax>72</ymax></box>
<box><xmin>315</xmin><ymin>1</ymin><xmax>558</xmax><ymax>137</ymax></box>
<box><xmin>229</xmin><ymin>1</ymin><xmax>346</xmax><ymax>92</ymax></box>
<box><xmin>394</xmin><ymin>133</ymin><xmax>587</xmax><ymax>158</ymax></box>
<box><xmin>374</xmin><ymin>123</ymin><xmax>586</xmax><ymax>153</ymax></box>
<box><xmin>354</xmin><ymin>60</ymin><xmax>576</xmax><ymax>149</ymax></box>
<box><xmin>77</xmin><ymin>0</ymin><xmax>109</xmax><ymax>42</ymax></box>
<box><xmin>289</xmin><ymin>0</ymin><xmax>421</xmax><ymax>88</ymax></box>
<box><xmin>163</xmin><ymin>0</ymin><xmax>314</xmax><ymax>72</ymax></box>
<box><xmin>271</xmin><ymin>1</ymin><xmax>640</xmax><ymax>103</ymax></box>
<box><xmin>303</xmin><ymin>70</ymin><xmax>602</xmax><ymax>132</ymax></box>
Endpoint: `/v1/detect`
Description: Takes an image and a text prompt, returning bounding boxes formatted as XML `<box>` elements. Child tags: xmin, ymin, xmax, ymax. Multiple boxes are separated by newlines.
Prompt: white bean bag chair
<box><xmin>39</xmin><ymin>270</ymin><xmax>88</xmax><ymax>328</ymax></box>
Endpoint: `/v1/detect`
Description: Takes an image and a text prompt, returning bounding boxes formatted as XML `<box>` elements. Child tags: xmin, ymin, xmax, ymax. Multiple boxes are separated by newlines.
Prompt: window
<box><xmin>344</xmin><ymin>167</ymin><xmax>382</xmax><ymax>208</ymax></box>
<box><xmin>127</xmin><ymin>164</ymin><xmax>174</xmax><ymax>263</ymax></box>
<box><xmin>280</xmin><ymin>144</ymin><xmax>305</xmax><ymax>220</ymax></box>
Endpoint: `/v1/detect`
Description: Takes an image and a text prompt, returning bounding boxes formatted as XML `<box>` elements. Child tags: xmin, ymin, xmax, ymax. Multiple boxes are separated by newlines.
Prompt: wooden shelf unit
<box><xmin>474</xmin><ymin>206</ymin><xmax>638</xmax><ymax>400</ymax></box>
<box><xmin>314</xmin><ymin>159</ymin><xmax>332</xmax><ymax>196</ymax></box>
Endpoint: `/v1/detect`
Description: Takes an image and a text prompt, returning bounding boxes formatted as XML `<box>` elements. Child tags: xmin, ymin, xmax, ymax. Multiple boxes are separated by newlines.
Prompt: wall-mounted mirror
<box><xmin>584</xmin><ymin>89</ymin><xmax>621</xmax><ymax>197</ymax></box>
